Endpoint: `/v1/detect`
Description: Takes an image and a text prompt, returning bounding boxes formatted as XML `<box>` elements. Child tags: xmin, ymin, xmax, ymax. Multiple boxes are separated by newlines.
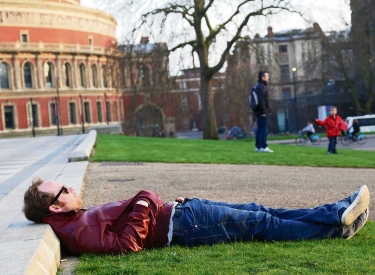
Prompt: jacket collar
<box><xmin>258</xmin><ymin>80</ymin><xmax>268</xmax><ymax>86</ymax></box>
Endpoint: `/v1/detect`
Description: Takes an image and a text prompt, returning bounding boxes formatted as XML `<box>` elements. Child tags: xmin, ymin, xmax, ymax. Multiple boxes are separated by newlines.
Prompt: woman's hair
<box><xmin>23</xmin><ymin>177</ymin><xmax>54</xmax><ymax>223</ymax></box>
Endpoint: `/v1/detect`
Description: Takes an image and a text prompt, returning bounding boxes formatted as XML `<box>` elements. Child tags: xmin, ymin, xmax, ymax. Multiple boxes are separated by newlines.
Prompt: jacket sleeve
<box><xmin>339</xmin><ymin>118</ymin><xmax>347</xmax><ymax>131</ymax></box>
<box><xmin>315</xmin><ymin>119</ymin><xmax>325</xmax><ymax>127</ymax></box>
<box><xmin>69</xmin><ymin>204</ymin><xmax>151</xmax><ymax>255</ymax></box>
<box><xmin>256</xmin><ymin>84</ymin><xmax>267</xmax><ymax>114</ymax></box>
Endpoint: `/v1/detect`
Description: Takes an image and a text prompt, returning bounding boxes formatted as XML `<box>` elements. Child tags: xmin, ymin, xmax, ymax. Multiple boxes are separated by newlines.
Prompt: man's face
<box><xmin>330</xmin><ymin>108</ymin><xmax>337</xmax><ymax>116</ymax></box>
<box><xmin>262</xmin><ymin>73</ymin><xmax>269</xmax><ymax>83</ymax></box>
<box><xmin>39</xmin><ymin>180</ymin><xmax>83</xmax><ymax>213</ymax></box>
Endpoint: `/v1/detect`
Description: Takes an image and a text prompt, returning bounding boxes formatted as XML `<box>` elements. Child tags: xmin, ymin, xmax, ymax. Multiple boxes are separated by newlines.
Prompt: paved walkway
<box><xmin>268</xmin><ymin>135</ymin><xmax>375</xmax><ymax>151</ymax></box>
<box><xmin>0</xmin><ymin>136</ymin><xmax>82</xmax><ymax>200</ymax></box>
<box><xmin>0</xmin><ymin>134</ymin><xmax>90</xmax><ymax>275</ymax></box>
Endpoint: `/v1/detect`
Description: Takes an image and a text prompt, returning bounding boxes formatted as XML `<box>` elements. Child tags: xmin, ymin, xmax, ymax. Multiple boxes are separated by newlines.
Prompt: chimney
<box><xmin>267</xmin><ymin>27</ymin><xmax>274</xmax><ymax>37</ymax></box>
<box><xmin>313</xmin><ymin>23</ymin><xmax>322</xmax><ymax>33</ymax></box>
<box><xmin>140</xmin><ymin>37</ymin><xmax>149</xmax><ymax>44</ymax></box>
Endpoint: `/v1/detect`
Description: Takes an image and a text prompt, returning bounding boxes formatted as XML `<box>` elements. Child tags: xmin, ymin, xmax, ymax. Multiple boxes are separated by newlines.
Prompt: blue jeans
<box><xmin>328</xmin><ymin>136</ymin><xmax>338</xmax><ymax>153</ymax></box>
<box><xmin>173</xmin><ymin>198</ymin><xmax>343</xmax><ymax>246</ymax></box>
<box><xmin>255</xmin><ymin>113</ymin><xmax>268</xmax><ymax>149</ymax></box>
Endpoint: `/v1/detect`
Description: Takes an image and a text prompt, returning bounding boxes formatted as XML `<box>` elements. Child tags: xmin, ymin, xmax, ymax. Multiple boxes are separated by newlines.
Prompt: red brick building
<box><xmin>0</xmin><ymin>0</ymin><xmax>123</xmax><ymax>136</ymax></box>
<box><xmin>172</xmin><ymin>68</ymin><xmax>226</xmax><ymax>131</ymax></box>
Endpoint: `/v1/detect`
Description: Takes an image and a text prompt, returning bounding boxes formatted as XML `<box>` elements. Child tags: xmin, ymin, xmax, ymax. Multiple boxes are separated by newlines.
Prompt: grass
<box><xmin>75</xmin><ymin>221</ymin><xmax>375</xmax><ymax>275</ymax></box>
<box><xmin>91</xmin><ymin>134</ymin><xmax>375</xmax><ymax>168</ymax></box>
<box><xmin>78</xmin><ymin>134</ymin><xmax>375</xmax><ymax>274</ymax></box>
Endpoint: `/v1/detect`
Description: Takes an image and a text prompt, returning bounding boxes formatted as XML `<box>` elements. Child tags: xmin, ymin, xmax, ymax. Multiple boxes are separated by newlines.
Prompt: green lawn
<box><xmin>77</xmin><ymin>134</ymin><xmax>375</xmax><ymax>274</ymax></box>
<box><xmin>75</xmin><ymin>221</ymin><xmax>375</xmax><ymax>275</ymax></box>
<box><xmin>91</xmin><ymin>134</ymin><xmax>375</xmax><ymax>168</ymax></box>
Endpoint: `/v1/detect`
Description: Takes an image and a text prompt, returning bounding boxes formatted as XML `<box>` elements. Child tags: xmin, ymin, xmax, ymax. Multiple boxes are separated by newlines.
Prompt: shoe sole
<box><xmin>346</xmin><ymin>208</ymin><xmax>369</xmax><ymax>240</ymax></box>
<box><xmin>341</xmin><ymin>185</ymin><xmax>370</xmax><ymax>226</ymax></box>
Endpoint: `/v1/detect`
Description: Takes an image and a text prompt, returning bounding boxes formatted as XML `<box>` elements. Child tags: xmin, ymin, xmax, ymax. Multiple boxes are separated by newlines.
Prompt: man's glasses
<box><xmin>50</xmin><ymin>185</ymin><xmax>69</xmax><ymax>205</ymax></box>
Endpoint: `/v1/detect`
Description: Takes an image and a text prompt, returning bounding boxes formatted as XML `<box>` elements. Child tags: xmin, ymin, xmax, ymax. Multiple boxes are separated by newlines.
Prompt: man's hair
<box><xmin>330</xmin><ymin>106</ymin><xmax>337</xmax><ymax>110</ymax></box>
<box><xmin>23</xmin><ymin>177</ymin><xmax>54</xmax><ymax>223</ymax></box>
<box><xmin>258</xmin><ymin>71</ymin><xmax>268</xmax><ymax>81</ymax></box>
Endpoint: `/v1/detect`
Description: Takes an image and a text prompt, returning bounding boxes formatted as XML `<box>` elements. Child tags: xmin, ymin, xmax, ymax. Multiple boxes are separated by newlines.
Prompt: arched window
<box><xmin>102</xmin><ymin>65</ymin><xmax>107</xmax><ymax>88</ymax></box>
<box><xmin>0</xmin><ymin>62</ymin><xmax>10</xmax><ymax>89</ymax></box>
<box><xmin>79</xmin><ymin>64</ymin><xmax>86</xmax><ymax>87</ymax></box>
<box><xmin>140</xmin><ymin>65</ymin><xmax>150</xmax><ymax>87</ymax></box>
<box><xmin>44</xmin><ymin>62</ymin><xmax>54</xmax><ymax>88</ymax></box>
<box><xmin>92</xmin><ymin>64</ymin><xmax>98</xmax><ymax>88</ymax></box>
<box><xmin>64</xmin><ymin>63</ymin><xmax>72</xmax><ymax>87</ymax></box>
<box><xmin>24</xmin><ymin>62</ymin><xmax>33</xmax><ymax>88</ymax></box>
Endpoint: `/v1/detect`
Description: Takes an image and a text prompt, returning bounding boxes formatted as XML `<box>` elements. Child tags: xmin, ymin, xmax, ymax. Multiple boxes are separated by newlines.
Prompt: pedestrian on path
<box><xmin>251</xmin><ymin>71</ymin><xmax>273</xmax><ymax>153</ymax></box>
<box><xmin>23</xmin><ymin>178</ymin><xmax>369</xmax><ymax>255</ymax></box>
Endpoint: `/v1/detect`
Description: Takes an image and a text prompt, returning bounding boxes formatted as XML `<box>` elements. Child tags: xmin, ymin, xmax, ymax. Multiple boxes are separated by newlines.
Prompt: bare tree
<box><xmin>102</xmin><ymin>0</ymin><xmax>298</xmax><ymax>139</ymax></box>
<box><xmin>222</xmin><ymin>41</ymin><xmax>258</xmax><ymax>132</ymax></box>
<box><xmin>321</xmin><ymin>28</ymin><xmax>374</xmax><ymax>114</ymax></box>
<box><xmin>349</xmin><ymin>1</ymin><xmax>375</xmax><ymax>114</ymax></box>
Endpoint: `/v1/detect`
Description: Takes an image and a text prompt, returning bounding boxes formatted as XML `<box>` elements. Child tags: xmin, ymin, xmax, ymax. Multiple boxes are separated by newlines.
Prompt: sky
<box><xmin>80</xmin><ymin>0</ymin><xmax>352</xmax><ymax>73</ymax></box>
<box><xmin>81</xmin><ymin>0</ymin><xmax>352</xmax><ymax>38</ymax></box>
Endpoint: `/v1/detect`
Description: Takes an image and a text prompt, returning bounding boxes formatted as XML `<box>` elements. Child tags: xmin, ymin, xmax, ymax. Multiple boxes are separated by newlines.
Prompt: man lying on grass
<box><xmin>23</xmin><ymin>178</ymin><xmax>370</xmax><ymax>255</ymax></box>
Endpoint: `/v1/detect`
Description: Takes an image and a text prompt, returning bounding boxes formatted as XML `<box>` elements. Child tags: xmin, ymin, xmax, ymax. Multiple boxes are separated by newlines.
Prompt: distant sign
<box><xmin>317</xmin><ymin>105</ymin><xmax>332</xmax><ymax>120</ymax></box>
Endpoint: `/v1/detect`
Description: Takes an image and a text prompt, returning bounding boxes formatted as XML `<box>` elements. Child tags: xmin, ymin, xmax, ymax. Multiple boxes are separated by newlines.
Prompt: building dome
<box><xmin>24</xmin><ymin>0</ymin><xmax>81</xmax><ymax>4</ymax></box>
<box><xmin>0</xmin><ymin>0</ymin><xmax>116</xmax><ymax>47</ymax></box>
<box><xmin>0</xmin><ymin>0</ymin><xmax>120</xmax><ymax>136</ymax></box>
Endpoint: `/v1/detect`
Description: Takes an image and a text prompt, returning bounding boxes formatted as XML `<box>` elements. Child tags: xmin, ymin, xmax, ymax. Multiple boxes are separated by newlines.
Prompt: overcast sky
<box><xmin>80</xmin><ymin>0</ymin><xmax>351</xmax><ymax>73</ymax></box>
<box><xmin>81</xmin><ymin>0</ymin><xmax>351</xmax><ymax>38</ymax></box>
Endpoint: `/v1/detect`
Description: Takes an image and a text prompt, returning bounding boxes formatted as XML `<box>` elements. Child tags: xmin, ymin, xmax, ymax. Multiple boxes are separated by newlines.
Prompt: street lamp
<box><xmin>56</xmin><ymin>76</ymin><xmax>63</xmax><ymax>136</ymax></box>
<box><xmin>29</xmin><ymin>97</ymin><xmax>35</xmax><ymax>137</ymax></box>
<box><xmin>292</xmin><ymin>67</ymin><xmax>298</xmax><ymax>131</ymax></box>
<box><xmin>79</xmin><ymin>94</ymin><xmax>85</xmax><ymax>134</ymax></box>
<box><xmin>104</xmin><ymin>92</ymin><xmax>109</xmax><ymax>125</ymax></box>
<box><xmin>54</xmin><ymin>96</ymin><xmax>59</xmax><ymax>136</ymax></box>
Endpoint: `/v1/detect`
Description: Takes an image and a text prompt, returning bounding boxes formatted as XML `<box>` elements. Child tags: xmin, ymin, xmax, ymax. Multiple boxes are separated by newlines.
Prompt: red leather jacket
<box><xmin>43</xmin><ymin>190</ymin><xmax>173</xmax><ymax>255</ymax></box>
<box><xmin>315</xmin><ymin>115</ymin><xmax>347</xmax><ymax>137</ymax></box>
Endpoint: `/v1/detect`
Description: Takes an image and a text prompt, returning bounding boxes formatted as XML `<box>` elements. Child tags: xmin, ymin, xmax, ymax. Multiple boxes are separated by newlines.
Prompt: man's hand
<box><xmin>261</xmin><ymin>114</ymin><xmax>266</xmax><ymax>117</ymax></box>
<box><xmin>136</xmin><ymin>200</ymin><xmax>149</xmax><ymax>207</ymax></box>
<box><xmin>175</xmin><ymin>197</ymin><xmax>185</xmax><ymax>203</ymax></box>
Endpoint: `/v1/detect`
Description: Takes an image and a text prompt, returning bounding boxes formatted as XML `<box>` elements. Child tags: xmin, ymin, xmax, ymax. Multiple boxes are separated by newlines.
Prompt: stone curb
<box><xmin>0</xmin><ymin>135</ymin><xmax>89</xmax><ymax>275</ymax></box>
<box><xmin>68</xmin><ymin>130</ymin><xmax>97</xmax><ymax>162</ymax></box>
<box><xmin>0</xmin><ymin>161</ymin><xmax>88</xmax><ymax>275</ymax></box>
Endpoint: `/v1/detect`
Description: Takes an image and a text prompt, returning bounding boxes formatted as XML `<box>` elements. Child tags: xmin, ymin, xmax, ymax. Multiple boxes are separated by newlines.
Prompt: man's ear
<box><xmin>49</xmin><ymin>204</ymin><xmax>63</xmax><ymax>213</ymax></box>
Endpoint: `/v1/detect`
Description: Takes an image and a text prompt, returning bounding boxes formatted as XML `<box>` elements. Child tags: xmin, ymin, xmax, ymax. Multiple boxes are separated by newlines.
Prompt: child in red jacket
<box><xmin>315</xmin><ymin>106</ymin><xmax>347</xmax><ymax>154</ymax></box>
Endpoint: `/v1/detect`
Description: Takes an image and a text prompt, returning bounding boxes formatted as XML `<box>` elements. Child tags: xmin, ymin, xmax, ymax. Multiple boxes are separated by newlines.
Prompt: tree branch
<box><xmin>169</xmin><ymin>40</ymin><xmax>197</xmax><ymax>52</ymax></box>
<box><xmin>203</xmin><ymin>0</ymin><xmax>215</xmax><ymax>14</ymax></box>
<box><xmin>204</xmin><ymin>14</ymin><xmax>214</xmax><ymax>35</ymax></box>
<box><xmin>206</xmin><ymin>0</ymin><xmax>253</xmax><ymax>46</ymax></box>
<box><xmin>209</xmin><ymin>2</ymin><xmax>297</xmax><ymax>76</ymax></box>
<box><xmin>142</xmin><ymin>4</ymin><xmax>195</xmax><ymax>26</ymax></box>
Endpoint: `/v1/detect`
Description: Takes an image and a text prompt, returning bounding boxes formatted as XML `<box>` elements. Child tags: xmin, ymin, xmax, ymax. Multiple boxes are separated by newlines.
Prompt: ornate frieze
<box><xmin>0</xmin><ymin>8</ymin><xmax>116</xmax><ymax>37</ymax></box>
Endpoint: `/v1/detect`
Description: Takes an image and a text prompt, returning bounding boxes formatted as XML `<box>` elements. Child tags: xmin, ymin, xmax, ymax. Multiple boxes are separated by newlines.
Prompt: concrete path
<box><xmin>268</xmin><ymin>135</ymin><xmax>375</xmax><ymax>151</ymax></box>
<box><xmin>0</xmin><ymin>133</ymin><xmax>94</xmax><ymax>275</ymax></box>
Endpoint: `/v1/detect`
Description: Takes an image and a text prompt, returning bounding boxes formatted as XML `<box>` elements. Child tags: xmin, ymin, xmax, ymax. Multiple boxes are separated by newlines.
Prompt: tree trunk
<box><xmin>200</xmin><ymin>75</ymin><xmax>219</xmax><ymax>140</ymax></box>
